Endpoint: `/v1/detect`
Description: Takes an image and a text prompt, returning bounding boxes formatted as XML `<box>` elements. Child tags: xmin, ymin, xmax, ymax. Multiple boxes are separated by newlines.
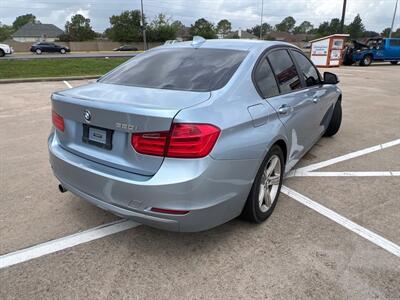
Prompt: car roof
<box><xmin>162</xmin><ymin>39</ymin><xmax>295</xmax><ymax>51</ymax></box>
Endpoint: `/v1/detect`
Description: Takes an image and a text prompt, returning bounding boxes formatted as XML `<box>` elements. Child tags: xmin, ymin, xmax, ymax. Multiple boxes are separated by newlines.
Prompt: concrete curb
<box><xmin>0</xmin><ymin>76</ymin><xmax>100</xmax><ymax>84</ymax></box>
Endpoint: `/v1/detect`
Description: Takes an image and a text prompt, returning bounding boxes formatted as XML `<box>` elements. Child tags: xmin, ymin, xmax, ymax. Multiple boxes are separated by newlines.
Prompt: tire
<box><xmin>241</xmin><ymin>145</ymin><xmax>284</xmax><ymax>223</ymax></box>
<box><xmin>390</xmin><ymin>61</ymin><xmax>398</xmax><ymax>65</ymax></box>
<box><xmin>0</xmin><ymin>49</ymin><xmax>5</xmax><ymax>57</ymax></box>
<box><xmin>35</xmin><ymin>49</ymin><xmax>42</xmax><ymax>55</ymax></box>
<box><xmin>324</xmin><ymin>100</ymin><xmax>342</xmax><ymax>137</ymax></box>
<box><xmin>360</xmin><ymin>55</ymin><xmax>372</xmax><ymax>66</ymax></box>
<box><xmin>60</xmin><ymin>48</ymin><xmax>66</xmax><ymax>54</ymax></box>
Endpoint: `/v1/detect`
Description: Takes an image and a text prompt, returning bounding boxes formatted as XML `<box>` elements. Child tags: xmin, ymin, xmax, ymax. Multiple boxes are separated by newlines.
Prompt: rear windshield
<box><xmin>100</xmin><ymin>48</ymin><xmax>248</xmax><ymax>92</ymax></box>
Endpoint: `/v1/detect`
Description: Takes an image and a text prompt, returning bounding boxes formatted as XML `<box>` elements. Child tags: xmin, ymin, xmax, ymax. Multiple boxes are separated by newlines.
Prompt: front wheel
<box><xmin>241</xmin><ymin>145</ymin><xmax>284</xmax><ymax>223</ymax></box>
<box><xmin>360</xmin><ymin>55</ymin><xmax>372</xmax><ymax>66</ymax></box>
<box><xmin>60</xmin><ymin>48</ymin><xmax>66</xmax><ymax>54</ymax></box>
<box><xmin>35</xmin><ymin>49</ymin><xmax>42</xmax><ymax>55</ymax></box>
<box><xmin>0</xmin><ymin>49</ymin><xmax>5</xmax><ymax>57</ymax></box>
<box><xmin>324</xmin><ymin>100</ymin><xmax>342</xmax><ymax>137</ymax></box>
<box><xmin>390</xmin><ymin>61</ymin><xmax>398</xmax><ymax>65</ymax></box>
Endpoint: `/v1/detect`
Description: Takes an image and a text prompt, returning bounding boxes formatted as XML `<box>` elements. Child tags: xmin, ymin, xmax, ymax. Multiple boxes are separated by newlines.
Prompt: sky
<box><xmin>0</xmin><ymin>0</ymin><xmax>399</xmax><ymax>33</ymax></box>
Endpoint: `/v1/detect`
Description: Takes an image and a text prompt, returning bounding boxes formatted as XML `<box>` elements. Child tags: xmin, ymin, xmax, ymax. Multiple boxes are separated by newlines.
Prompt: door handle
<box><xmin>278</xmin><ymin>104</ymin><xmax>291</xmax><ymax>115</ymax></box>
<box><xmin>312</xmin><ymin>97</ymin><xmax>320</xmax><ymax>104</ymax></box>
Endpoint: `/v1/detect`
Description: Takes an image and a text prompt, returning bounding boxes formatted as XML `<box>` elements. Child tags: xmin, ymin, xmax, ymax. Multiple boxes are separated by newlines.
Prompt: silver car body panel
<box><xmin>49</xmin><ymin>39</ymin><xmax>341</xmax><ymax>231</ymax></box>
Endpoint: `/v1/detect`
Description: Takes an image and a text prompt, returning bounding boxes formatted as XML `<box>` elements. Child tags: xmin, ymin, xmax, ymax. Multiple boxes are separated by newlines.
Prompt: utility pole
<box><xmin>389</xmin><ymin>0</ymin><xmax>398</xmax><ymax>38</ymax></box>
<box><xmin>140</xmin><ymin>0</ymin><xmax>147</xmax><ymax>50</ymax></box>
<box><xmin>340</xmin><ymin>0</ymin><xmax>347</xmax><ymax>33</ymax></box>
<box><xmin>260</xmin><ymin>0</ymin><xmax>264</xmax><ymax>39</ymax></box>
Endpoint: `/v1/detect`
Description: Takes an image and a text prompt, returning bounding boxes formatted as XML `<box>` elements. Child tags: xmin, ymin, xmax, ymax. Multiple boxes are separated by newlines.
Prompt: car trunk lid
<box><xmin>52</xmin><ymin>82</ymin><xmax>211</xmax><ymax>176</ymax></box>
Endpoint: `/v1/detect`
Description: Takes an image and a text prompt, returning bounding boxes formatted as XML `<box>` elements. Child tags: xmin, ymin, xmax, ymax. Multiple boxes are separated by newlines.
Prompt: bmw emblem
<box><xmin>84</xmin><ymin>109</ymin><xmax>91</xmax><ymax>122</ymax></box>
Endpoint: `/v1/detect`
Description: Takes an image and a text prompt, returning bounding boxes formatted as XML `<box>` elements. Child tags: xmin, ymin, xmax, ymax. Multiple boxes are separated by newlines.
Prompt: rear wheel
<box><xmin>390</xmin><ymin>61</ymin><xmax>398</xmax><ymax>65</ymax></box>
<box><xmin>324</xmin><ymin>100</ymin><xmax>342</xmax><ymax>137</ymax></box>
<box><xmin>241</xmin><ymin>145</ymin><xmax>284</xmax><ymax>223</ymax></box>
<box><xmin>360</xmin><ymin>55</ymin><xmax>372</xmax><ymax>66</ymax></box>
<box><xmin>35</xmin><ymin>49</ymin><xmax>42</xmax><ymax>55</ymax></box>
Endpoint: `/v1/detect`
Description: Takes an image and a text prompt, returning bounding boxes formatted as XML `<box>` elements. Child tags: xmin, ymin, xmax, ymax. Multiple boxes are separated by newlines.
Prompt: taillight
<box><xmin>131</xmin><ymin>123</ymin><xmax>220</xmax><ymax>158</ymax></box>
<box><xmin>52</xmin><ymin>110</ymin><xmax>64</xmax><ymax>132</ymax></box>
<box><xmin>131</xmin><ymin>131</ymin><xmax>169</xmax><ymax>156</ymax></box>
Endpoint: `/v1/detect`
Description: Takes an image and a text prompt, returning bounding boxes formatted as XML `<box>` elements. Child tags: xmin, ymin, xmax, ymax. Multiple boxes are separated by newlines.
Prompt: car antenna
<box><xmin>191</xmin><ymin>36</ymin><xmax>206</xmax><ymax>48</ymax></box>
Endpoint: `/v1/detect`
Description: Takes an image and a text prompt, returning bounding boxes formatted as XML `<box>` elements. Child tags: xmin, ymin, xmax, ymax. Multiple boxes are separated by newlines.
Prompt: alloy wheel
<box><xmin>258</xmin><ymin>155</ymin><xmax>281</xmax><ymax>213</ymax></box>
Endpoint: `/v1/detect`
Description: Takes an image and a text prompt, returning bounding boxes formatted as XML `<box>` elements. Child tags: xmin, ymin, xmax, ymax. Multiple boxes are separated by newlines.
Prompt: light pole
<box><xmin>389</xmin><ymin>0</ymin><xmax>399</xmax><ymax>38</ymax></box>
<box><xmin>260</xmin><ymin>0</ymin><xmax>264</xmax><ymax>39</ymax></box>
<box><xmin>340</xmin><ymin>0</ymin><xmax>347</xmax><ymax>33</ymax></box>
<box><xmin>140</xmin><ymin>0</ymin><xmax>147</xmax><ymax>50</ymax></box>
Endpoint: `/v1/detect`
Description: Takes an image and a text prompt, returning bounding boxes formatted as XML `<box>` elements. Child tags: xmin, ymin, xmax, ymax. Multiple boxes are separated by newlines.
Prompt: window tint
<box><xmin>254</xmin><ymin>58</ymin><xmax>279</xmax><ymax>98</ymax></box>
<box><xmin>291</xmin><ymin>51</ymin><xmax>320</xmax><ymax>87</ymax></box>
<box><xmin>390</xmin><ymin>39</ymin><xmax>400</xmax><ymax>47</ymax></box>
<box><xmin>100</xmin><ymin>48</ymin><xmax>248</xmax><ymax>92</ymax></box>
<box><xmin>267</xmin><ymin>50</ymin><xmax>302</xmax><ymax>93</ymax></box>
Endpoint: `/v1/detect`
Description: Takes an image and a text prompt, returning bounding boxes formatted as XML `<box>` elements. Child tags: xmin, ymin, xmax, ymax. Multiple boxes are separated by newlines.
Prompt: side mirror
<box><xmin>323</xmin><ymin>72</ymin><xmax>339</xmax><ymax>84</ymax></box>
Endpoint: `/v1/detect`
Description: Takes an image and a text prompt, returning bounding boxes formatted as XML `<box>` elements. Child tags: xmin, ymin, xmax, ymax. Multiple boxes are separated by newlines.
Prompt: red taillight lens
<box><xmin>167</xmin><ymin>124</ymin><xmax>220</xmax><ymax>158</ymax></box>
<box><xmin>131</xmin><ymin>123</ymin><xmax>220</xmax><ymax>158</ymax></box>
<box><xmin>52</xmin><ymin>110</ymin><xmax>64</xmax><ymax>132</ymax></box>
<box><xmin>131</xmin><ymin>131</ymin><xmax>169</xmax><ymax>156</ymax></box>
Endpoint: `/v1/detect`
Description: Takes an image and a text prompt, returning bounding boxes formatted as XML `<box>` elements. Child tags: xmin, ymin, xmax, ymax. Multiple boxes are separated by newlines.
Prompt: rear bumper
<box><xmin>48</xmin><ymin>132</ymin><xmax>259</xmax><ymax>232</ymax></box>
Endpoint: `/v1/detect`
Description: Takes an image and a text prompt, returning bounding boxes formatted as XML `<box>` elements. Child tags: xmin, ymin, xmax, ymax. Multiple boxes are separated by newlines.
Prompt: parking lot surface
<box><xmin>0</xmin><ymin>65</ymin><xmax>399</xmax><ymax>299</ymax></box>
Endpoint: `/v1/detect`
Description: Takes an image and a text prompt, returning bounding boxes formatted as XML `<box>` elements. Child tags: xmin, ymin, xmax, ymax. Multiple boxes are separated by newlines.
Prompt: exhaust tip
<box><xmin>58</xmin><ymin>184</ymin><xmax>68</xmax><ymax>193</ymax></box>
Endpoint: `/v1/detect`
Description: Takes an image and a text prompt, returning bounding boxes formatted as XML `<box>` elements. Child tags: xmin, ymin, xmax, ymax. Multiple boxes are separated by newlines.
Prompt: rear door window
<box><xmin>254</xmin><ymin>58</ymin><xmax>280</xmax><ymax>98</ymax></box>
<box><xmin>291</xmin><ymin>50</ymin><xmax>321</xmax><ymax>87</ymax></box>
<box><xmin>389</xmin><ymin>39</ymin><xmax>400</xmax><ymax>47</ymax></box>
<box><xmin>100</xmin><ymin>48</ymin><xmax>248</xmax><ymax>92</ymax></box>
<box><xmin>267</xmin><ymin>50</ymin><xmax>302</xmax><ymax>93</ymax></box>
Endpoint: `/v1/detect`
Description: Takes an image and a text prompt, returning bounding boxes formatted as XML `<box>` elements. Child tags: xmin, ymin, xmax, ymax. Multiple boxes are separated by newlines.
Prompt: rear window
<box><xmin>100</xmin><ymin>48</ymin><xmax>248</xmax><ymax>92</ymax></box>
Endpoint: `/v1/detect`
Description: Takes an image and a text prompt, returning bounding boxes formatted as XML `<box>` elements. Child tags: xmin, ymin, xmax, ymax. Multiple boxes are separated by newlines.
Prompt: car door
<box><xmin>289</xmin><ymin>49</ymin><xmax>334</xmax><ymax>137</ymax></box>
<box><xmin>254</xmin><ymin>48</ymin><xmax>317</xmax><ymax>166</ymax></box>
<box><xmin>387</xmin><ymin>39</ymin><xmax>400</xmax><ymax>60</ymax></box>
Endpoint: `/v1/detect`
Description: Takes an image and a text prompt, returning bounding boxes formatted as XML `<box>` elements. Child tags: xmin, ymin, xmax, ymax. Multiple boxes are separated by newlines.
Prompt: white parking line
<box><xmin>290</xmin><ymin>171</ymin><xmax>400</xmax><ymax>177</ymax></box>
<box><xmin>294</xmin><ymin>139</ymin><xmax>400</xmax><ymax>173</ymax></box>
<box><xmin>0</xmin><ymin>219</ymin><xmax>139</xmax><ymax>269</ymax></box>
<box><xmin>281</xmin><ymin>186</ymin><xmax>400</xmax><ymax>257</ymax></box>
<box><xmin>63</xmin><ymin>80</ymin><xmax>72</xmax><ymax>89</ymax></box>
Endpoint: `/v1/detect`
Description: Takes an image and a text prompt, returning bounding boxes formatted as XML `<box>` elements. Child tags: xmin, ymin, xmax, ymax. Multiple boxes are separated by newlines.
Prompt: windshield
<box><xmin>100</xmin><ymin>48</ymin><xmax>248</xmax><ymax>92</ymax></box>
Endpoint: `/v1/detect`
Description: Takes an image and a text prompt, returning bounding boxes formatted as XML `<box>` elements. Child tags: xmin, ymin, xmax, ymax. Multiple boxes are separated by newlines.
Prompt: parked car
<box><xmin>0</xmin><ymin>43</ymin><xmax>14</xmax><ymax>57</ymax></box>
<box><xmin>30</xmin><ymin>42</ymin><xmax>70</xmax><ymax>54</ymax></box>
<box><xmin>49</xmin><ymin>39</ymin><xmax>342</xmax><ymax>232</ymax></box>
<box><xmin>113</xmin><ymin>45</ymin><xmax>138</xmax><ymax>51</ymax></box>
<box><xmin>343</xmin><ymin>37</ymin><xmax>400</xmax><ymax>66</ymax></box>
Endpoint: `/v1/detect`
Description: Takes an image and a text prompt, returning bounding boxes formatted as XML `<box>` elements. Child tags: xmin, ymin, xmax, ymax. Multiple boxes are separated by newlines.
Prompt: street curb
<box><xmin>0</xmin><ymin>76</ymin><xmax>100</xmax><ymax>84</ymax></box>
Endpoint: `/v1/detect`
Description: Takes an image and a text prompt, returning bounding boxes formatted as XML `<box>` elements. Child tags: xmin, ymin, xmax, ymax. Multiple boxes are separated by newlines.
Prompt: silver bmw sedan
<box><xmin>49</xmin><ymin>38</ymin><xmax>342</xmax><ymax>232</ymax></box>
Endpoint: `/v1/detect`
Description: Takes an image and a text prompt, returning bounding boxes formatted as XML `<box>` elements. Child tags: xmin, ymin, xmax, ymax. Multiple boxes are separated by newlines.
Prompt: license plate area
<box><xmin>82</xmin><ymin>124</ymin><xmax>113</xmax><ymax>150</ymax></box>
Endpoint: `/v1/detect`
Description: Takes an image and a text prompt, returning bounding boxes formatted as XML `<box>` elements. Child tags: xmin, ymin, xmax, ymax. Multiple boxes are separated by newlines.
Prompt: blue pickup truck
<box><xmin>343</xmin><ymin>37</ymin><xmax>400</xmax><ymax>66</ymax></box>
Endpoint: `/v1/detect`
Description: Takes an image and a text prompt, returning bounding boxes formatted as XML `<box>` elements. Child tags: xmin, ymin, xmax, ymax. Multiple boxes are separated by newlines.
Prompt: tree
<box><xmin>190</xmin><ymin>18</ymin><xmax>216</xmax><ymax>39</ymax></box>
<box><xmin>12</xmin><ymin>14</ymin><xmax>38</xmax><ymax>30</ymax></box>
<box><xmin>0</xmin><ymin>22</ymin><xmax>14</xmax><ymax>41</ymax></box>
<box><xmin>62</xmin><ymin>14</ymin><xmax>96</xmax><ymax>41</ymax></box>
<box><xmin>381</xmin><ymin>27</ymin><xmax>391</xmax><ymax>37</ymax></box>
<box><xmin>315</xmin><ymin>18</ymin><xmax>342</xmax><ymax>37</ymax></box>
<box><xmin>346</xmin><ymin>14</ymin><xmax>365</xmax><ymax>39</ymax></box>
<box><xmin>217</xmin><ymin>19</ymin><xmax>231</xmax><ymax>37</ymax></box>
<box><xmin>247</xmin><ymin>22</ymin><xmax>272</xmax><ymax>37</ymax></box>
<box><xmin>275</xmin><ymin>16</ymin><xmax>296</xmax><ymax>32</ymax></box>
<box><xmin>147</xmin><ymin>14</ymin><xmax>178</xmax><ymax>42</ymax></box>
<box><xmin>293</xmin><ymin>21</ymin><xmax>314</xmax><ymax>34</ymax></box>
<box><xmin>106</xmin><ymin>10</ymin><xmax>143</xmax><ymax>42</ymax></box>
